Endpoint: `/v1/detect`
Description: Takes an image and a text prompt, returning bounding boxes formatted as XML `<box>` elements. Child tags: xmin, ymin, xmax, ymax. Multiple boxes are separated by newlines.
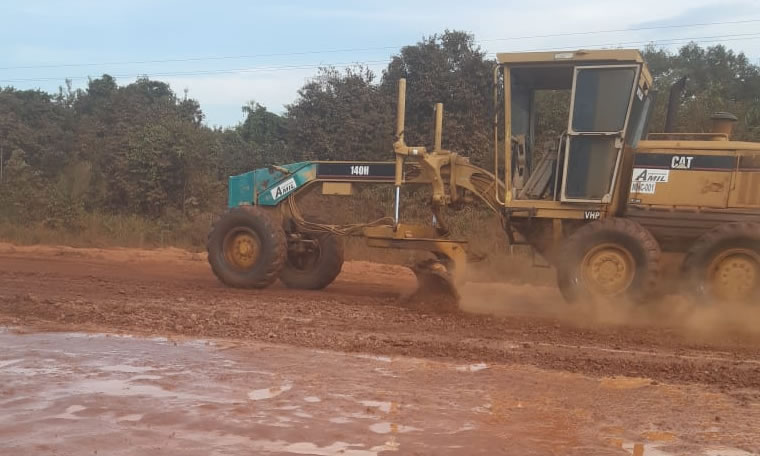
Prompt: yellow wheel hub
<box><xmin>708</xmin><ymin>249</ymin><xmax>760</xmax><ymax>301</ymax></box>
<box><xmin>224</xmin><ymin>229</ymin><xmax>261</xmax><ymax>270</ymax></box>
<box><xmin>581</xmin><ymin>244</ymin><xmax>635</xmax><ymax>297</ymax></box>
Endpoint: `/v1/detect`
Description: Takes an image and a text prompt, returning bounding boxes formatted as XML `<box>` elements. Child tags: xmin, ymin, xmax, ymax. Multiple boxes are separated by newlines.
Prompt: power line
<box><xmin>1</xmin><ymin>18</ymin><xmax>759</xmax><ymax>71</ymax></box>
<box><xmin>3</xmin><ymin>32</ymin><xmax>760</xmax><ymax>84</ymax></box>
<box><xmin>0</xmin><ymin>60</ymin><xmax>391</xmax><ymax>83</ymax></box>
<box><xmin>505</xmin><ymin>32</ymin><xmax>760</xmax><ymax>53</ymax></box>
<box><xmin>479</xmin><ymin>18</ymin><xmax>760</xmax><ymax>42</ymax></box>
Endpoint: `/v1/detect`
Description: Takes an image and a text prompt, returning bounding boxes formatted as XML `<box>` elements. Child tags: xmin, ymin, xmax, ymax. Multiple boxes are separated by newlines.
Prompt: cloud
<box><xmin>163</xmin><ymin>62</ymin><xmax>388</xmax><ymax>126</ymax></box>
<box><xmin>163</xmin><ymin>71</ymin><xmax>314</xmax><ymax>126</ymax></box>
<box><xmin>5</xmin><ymin>0</ymin><xmax>760</xmax><ymax>126</ymax></box>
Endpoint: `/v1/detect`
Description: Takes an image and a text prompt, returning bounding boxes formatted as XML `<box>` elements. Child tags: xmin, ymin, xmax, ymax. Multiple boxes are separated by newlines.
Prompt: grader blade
<box><xmin>408</xmin><ymin>260</ymin><xmax>460</xmax><ymax>311</ymax></box>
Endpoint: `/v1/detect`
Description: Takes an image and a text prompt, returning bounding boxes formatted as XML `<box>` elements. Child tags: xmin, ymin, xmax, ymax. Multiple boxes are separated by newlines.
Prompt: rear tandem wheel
<box><xmin>682</xmin><ymin>222</ymin><xmax>760</xmax><ymax>303</ymax></box>
<box><xmin>280</xmin><ymin>230</ymin><xmax>344</xmax><ymax>290</ymax></box>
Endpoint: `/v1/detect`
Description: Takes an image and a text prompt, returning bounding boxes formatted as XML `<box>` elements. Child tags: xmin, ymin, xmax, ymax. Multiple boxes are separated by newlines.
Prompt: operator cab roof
<box><xmin>496</xmin><ymin>49</ymin><xmax>652</xmax><ymax>87</ymax></box>
<box><xmin>496</xmin><ymin>49</ymin><xmax>645</xmax><ymax>64</ymax></box>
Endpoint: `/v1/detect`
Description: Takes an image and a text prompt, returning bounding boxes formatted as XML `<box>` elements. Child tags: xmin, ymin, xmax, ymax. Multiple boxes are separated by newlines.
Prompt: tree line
<box><xmin>1</xmin><ymin>30</ymin><xmax>760</xmax><ymax>233</ymax></box>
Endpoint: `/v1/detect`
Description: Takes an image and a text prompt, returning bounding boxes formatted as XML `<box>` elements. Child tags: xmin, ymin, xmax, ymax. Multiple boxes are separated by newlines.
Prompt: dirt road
<box><xmin>2</xmin><ymin>328</ymin><xmax>758</xmax><ymax>456</ymax></box>
<box><xmin>1</xmin><ymin>243</ymin><xmax>759</xmax><ymax>390</ymax></box>
<box><xmin>1</xmin><ymin>243</ymin><xmax>760</xmax><ymax>454</ymax></box>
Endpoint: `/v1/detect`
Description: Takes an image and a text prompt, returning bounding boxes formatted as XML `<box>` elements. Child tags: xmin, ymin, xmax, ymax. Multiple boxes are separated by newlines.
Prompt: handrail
<box><xmin>492</xmin><ymin>64</ymin><xmax>505</xmax><ymax>206</ymax></box>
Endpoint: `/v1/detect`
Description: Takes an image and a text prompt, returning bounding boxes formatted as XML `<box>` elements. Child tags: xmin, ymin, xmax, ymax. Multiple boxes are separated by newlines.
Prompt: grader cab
<box><xmin>208</xmin><ymin>49</ymin><xmax>760</xmax><ymax>306</ymax></box>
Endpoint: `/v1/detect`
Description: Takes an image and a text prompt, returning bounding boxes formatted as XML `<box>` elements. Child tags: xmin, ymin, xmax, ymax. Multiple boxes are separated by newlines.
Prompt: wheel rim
<box><xmin>706</xmin><ymin>248</ymin><xmax>760</xmax><ymax>301</ymax></box>
<box><xmin>223</xmin><ymin>227</ymin><xmax>261</xmax><ymax>270</ymax></box>
<box><xmin>580</xmin><ymin>243</ymin><xmax>636</xmax><ymax>297</ymax></box>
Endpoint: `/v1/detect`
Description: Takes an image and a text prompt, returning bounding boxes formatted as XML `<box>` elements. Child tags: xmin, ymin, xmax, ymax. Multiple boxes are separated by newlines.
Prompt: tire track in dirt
<box><xmin>1</xmin><ymin>243</ymin><xmax>759</xmax><ymax>391</ymax></box>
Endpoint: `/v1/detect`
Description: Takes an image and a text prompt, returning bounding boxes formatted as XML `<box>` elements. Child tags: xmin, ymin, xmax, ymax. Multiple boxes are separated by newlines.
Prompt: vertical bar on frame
<box><xmin>503</xmin><ymin>65</ymin><xmax>512</xmax><ymax>204</ymax></box>
<box><xmin>434</xmin><ymin>103</ymin><xmax>443</xmax><ymax>152</ymax></box>
<box><xmin>394</xmin><ymin>186</ymin><xmax>401</xmax><ymax>226</ymax></box>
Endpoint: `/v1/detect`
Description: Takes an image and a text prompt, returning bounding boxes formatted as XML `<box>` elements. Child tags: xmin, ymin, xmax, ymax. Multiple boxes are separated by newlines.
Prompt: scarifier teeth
<box><xmin>409</xmin><ymin>260</ymin><xmax>460</xmax><ymax>310</ymax></box>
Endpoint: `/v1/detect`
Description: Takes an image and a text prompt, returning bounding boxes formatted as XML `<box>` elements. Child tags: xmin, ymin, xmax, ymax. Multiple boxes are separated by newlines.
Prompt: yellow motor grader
<box><xmin>207</xmin><ymin>49</ymin><xmax>760</xmax><ymax>305</ymax></box>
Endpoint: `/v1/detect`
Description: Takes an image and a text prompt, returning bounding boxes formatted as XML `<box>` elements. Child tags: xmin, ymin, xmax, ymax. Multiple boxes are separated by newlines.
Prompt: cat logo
<box><xmin>671</xmin><ymin>155</ymin><xmax>694</xmax><ymax>169</ymax></box>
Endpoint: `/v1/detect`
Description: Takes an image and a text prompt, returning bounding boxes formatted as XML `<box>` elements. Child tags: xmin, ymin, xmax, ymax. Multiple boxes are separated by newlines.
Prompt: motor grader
<box><xmin>207</xmin><ymin>49</ymin><xmax>760</xmax><ymax>305</ymax></box>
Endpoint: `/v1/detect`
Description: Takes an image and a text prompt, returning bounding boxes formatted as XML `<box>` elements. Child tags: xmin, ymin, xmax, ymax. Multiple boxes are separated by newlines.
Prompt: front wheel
<box><xmin>207</xmin><ymin>206</ymin><xmax>287</xmax><ymax>288</ymax></box>
<box><xmin>556</xmin><ymin>218</ymin><xmax>661</xmax><ymax>304</ymax></box>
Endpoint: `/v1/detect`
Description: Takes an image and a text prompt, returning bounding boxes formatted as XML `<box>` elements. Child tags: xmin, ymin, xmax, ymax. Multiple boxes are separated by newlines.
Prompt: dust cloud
<box><xmin>458</xmin><ymin>262</ymin><xmax>760</xmax><ymax>337</ymax></box>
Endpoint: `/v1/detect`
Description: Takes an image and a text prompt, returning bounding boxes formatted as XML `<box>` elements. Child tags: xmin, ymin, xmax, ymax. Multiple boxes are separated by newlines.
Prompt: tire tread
<box><xmin>557</xmin><ymin>217</ymin><xmax>661</xmax><ymax>303</ymax></box>
<box><xmin>207</xmin><ymin>206</ymin><xmax>286</xmax><ymax>289</ymax></box>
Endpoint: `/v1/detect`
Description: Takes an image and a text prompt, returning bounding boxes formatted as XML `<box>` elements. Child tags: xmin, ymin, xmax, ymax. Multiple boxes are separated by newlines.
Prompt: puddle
<box><xmin>621</xmin><ymin>442</ymin><xmax>755</xmax><ymax>456</ymax></box>
<box><xmin>455</xmin><ymin>363</ymin><xmax>489</xmax><ymax>372</ymax></box>
<box><xmin>128</xmin><ymin>374</ymin><xmax>163</xmax><ymax>381</ymax></box>
<box><xmin>2</xmin><ymin>329</ymin><xmax>759</xmax><ymax>455</ymax></box>
<box><xmin>349</xmin><ymin>412</ymin><xmax>380</xmax><ymax>420</ymax></box>
<box><xmin>99</xmin><ymin>364</ymin><xmax>156</xmax><ymax>373</ymax></box>
<box><xmin>255</xmin><ymin>415</ymin><xmax>294</xmax><ymax>428</ymax></box>
<box><xmin>372</xmin><ymin>367</ymin><xmax>398</xmax><ymax>378</ymax></box>
<box><xmin>368</xmin><ymin>422</ymin><xmax>420</xmax><ymax>434</ymax></box>
<box><xmin>622</xmin><ymin>442</ymin><xmax>673</xmax><ymax>456</ymax></box>
<box><xmin>71</xmin><ymin>379</ymin><xmax>179</xmax><ymax>398</ymax></box>
<box><xmin>353</xmin><ymin>354</ymin><xmax>392</xmax><ymax>363</ymax></box>
<box><xmin>51</xmin><ymin>378</ymin><xmax>231</xmax><ymax>404</ymax></box>
<box><xmin>329</xmin><ymin>417</ymin><xmax>353</xmax><ymax>424</ymax></box>
<box><xmin>704</xmin><ymin>449</ymin><xmax>756</xmax><ymax>456</ymax></box>
<box><xmin>472</xmin><ymin>402</ymin><xmax>492</xmax><ymax>413</ymax></box>
<box><xmin>455</xmin><ymin>423</ymin><xmax>477</xmax><ymax>432</ymax></box>
<box><xmin>248</xmin><ymin>383</ymin><xmax>293</xmax><ymax>401</ymax></box>
<box><xmin>5</xmin><ymin>366</ymin><xmax>64</xmax><ymax>377</ymax></box>
<box><xmin>0</xmin><ymin>359</ymin><xmax>23</xmax><ymax>369</ymax></box>
<box><xmin>360</xmin><ymin>400</ymin><xmax>392</xmax><ymax>413</ymax></box>
<box><xmin>54</xmin><ymin>405</ymin><xmax>86</xmax><ymax>420</ymax></box>
<box><xmin>247</xmin><ymin>440</ymin><xmax>387</xmax><ymax>456</ymax></box>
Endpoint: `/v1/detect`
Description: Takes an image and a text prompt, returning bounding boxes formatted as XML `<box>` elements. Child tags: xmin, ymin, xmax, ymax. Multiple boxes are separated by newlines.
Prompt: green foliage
<box><xmin>286</xmin><ymin>65</ymin><xmax>393</xmax><ymax>161</ymax></box>
<box><xmin>643</xmin><ymin>43</ymin><xmax>760</xmax><ymax>140</ymax></box>
<box><xmin>3</xmin><ymin>37</ymin><xmax>760</xmax><ymax>249</ymax></box>
<box><xmin>0</xmin><ymin>150</ymin><xmax>45</xmax><ymax>223</ymax></box>
<box><xmin>240</xmin><ymin>101</ymin><xmax>287</xmax><ymax>146</ymax></box>
<box><xmin>382</xmin><ymin>30</ymin><xmax>494</xmax><ymax>167</ymax></box>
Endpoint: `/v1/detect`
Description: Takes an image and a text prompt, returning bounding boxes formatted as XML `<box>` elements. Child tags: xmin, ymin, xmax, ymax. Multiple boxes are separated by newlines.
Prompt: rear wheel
<box><xmin>682</xmin><ymin>223</ymin><xmax>760</xmax><ymax>303</ymax></box>
<box><xmin>207</xmin><ymin>206</ymin><xmax>286</xmax><ymax>288</ymax></box>
<box><xmin>279</xmin><ymin>230</ymin><xmax>344</xmax><ymax>290</ymax></box>
<box><xmin>557</xmin><ymin>218</ymin><xmax>661</xmax><ymax>304</ymax></box>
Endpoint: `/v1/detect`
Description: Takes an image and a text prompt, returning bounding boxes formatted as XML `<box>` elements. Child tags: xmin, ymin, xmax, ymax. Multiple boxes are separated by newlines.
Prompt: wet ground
<box><xmin>1</xmin><ymin>329</ymin><xmax>758</xmax><ymax>455</ymax></box>
<box><xmin>1</xmin><ymin>243</ymin><xmax>760</xmax><ymax>454</ymax></box>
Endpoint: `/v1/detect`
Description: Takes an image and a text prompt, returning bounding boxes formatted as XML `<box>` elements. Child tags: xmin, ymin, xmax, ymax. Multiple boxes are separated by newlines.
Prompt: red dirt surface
<box><xmin>1</xmin><ymin>242</ymin><xmax>760</xmax><ymax>392</ymax></box>
<box><xmin>3</xmin><ymin>330</ymin><xmax>759</xmax><ymax>455</ymax></box>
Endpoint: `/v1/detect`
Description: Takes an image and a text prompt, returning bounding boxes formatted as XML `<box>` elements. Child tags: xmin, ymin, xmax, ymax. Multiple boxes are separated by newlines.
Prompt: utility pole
<box><xmin>0</xmin><ymin>144</ymin><xmax>4</xmax><ymax>184</ymax></box>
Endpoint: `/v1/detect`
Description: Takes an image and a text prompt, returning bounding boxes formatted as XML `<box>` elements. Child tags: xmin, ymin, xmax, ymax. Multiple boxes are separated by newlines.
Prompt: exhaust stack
<box><xmin>664</xmin><ymin>76</ymin><xmax>687</xmax><ymax>133</ymax></box>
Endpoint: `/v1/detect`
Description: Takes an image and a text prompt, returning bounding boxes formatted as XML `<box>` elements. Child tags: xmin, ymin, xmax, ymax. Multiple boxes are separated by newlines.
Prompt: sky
<box><xmin>2</xmin><ymin>0</ymin><xmax>760</xmax><ymax>127</ymax></box>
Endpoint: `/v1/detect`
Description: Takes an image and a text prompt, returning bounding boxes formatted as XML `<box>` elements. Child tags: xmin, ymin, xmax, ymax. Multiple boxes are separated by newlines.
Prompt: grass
<box><xmin>1</xmin><ymin>186</ymin><xmax>509</xmax><ymax>255</ymax></box>
<box><xmin>0</xmin><ymin>212</ymin><xmax>213</xmax><ymax>251</ymax></box>
<box><xmin>0</xmin><ymin>198</ymin><xmax>552</xmax><ymax>285</ymax></box>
